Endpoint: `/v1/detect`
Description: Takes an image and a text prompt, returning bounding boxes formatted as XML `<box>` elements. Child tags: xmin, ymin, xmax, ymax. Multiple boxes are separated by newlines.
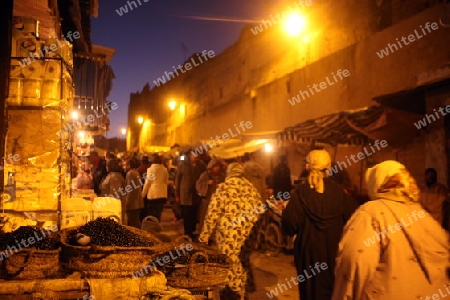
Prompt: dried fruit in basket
<box><xmin>0</xmin><ymin>226</ymin><xmax>60</xmax><ymax>250</ymax></box>
<box><xmin>66</xmin><ymin>217</ymin><xmax>155</xmax><ymax>247</ymax></box>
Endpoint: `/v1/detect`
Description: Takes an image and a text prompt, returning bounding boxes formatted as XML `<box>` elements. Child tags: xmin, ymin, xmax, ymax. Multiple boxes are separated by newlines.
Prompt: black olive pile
<box><xmin>0</xmin><ymin>226</ymin><xmax>60</xmax><ymax>250</ymax></box>
<box><xmin>154</xmin><ymin>249</ymin><xmax>229</xmax><ymax>267</ymax></box>
<box><xmin>66</xmin><ymin>217</ymin><xmax>155</xmax><ymax>247</ymax></box>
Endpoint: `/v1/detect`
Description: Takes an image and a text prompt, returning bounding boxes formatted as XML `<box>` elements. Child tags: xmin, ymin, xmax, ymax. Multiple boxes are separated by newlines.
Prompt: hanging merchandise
<box><xmin>41</xmin><ymin>60</ymin><xmax>61</xmax><ymax>106</ymax></box>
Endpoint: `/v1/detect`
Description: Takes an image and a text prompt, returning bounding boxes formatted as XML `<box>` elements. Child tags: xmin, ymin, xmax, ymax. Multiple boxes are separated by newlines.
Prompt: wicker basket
<box><xmin>0</xmin><ymin>247</ymin><xmax>61</xmax><ymax>280</ymax></box>
<box><xmin>149</xmin><ymin>242</ymin><xmax>231</xmax><ymax>289</ymax></box>
<box><xmin>164</xmin><ymin>251</ymin><xmax>230</xmax><ymax>289</ymax></box>
<box><xmin>60</xmin><ymin>226</ymin><xmax>162</xmax><ymax>278</ymax></box>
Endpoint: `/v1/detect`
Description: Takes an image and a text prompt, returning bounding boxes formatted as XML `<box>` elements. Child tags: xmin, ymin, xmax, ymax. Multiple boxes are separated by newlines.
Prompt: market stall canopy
<box><xmin>141</xmin><ymin>145</ymin><xmax>171</xmax><ymax>153</ymax></box>
<box><xmin>277</xmin><ymin>105</ymin><xmax>424</xmax><ymax>148</ymax></box>
<box><xmin>196</xmin><ymin>138</ymin><xmax>242</xmax><ymax>149</ymax></box>
<box><xmin>240</xmin><ymin>130</ymin><xmax>282</xmax><ymax>141</ymax></box>
<box><xmin>165</xmin><ymin>143</ymin><xmax>195</xmax><ymax>157</ymax></box>
<box><xmin>208</xmin><ymin>139</ymin><xmax>270</xmax><ymax>159</ymax></box>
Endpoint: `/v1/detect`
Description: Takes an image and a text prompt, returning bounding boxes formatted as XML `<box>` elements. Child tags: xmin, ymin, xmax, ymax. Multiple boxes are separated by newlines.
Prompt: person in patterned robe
<box><xmin>199</xmin><ymin>162</ymin><xmax>263</xmax><ymax>300</ymax></box>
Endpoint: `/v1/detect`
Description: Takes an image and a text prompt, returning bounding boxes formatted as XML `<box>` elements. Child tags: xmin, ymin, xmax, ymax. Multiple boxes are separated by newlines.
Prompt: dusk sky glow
<box><xmin>92</xmin><ymin>0</ymin><xmax>274</xmax><ymax>138</ymax></box>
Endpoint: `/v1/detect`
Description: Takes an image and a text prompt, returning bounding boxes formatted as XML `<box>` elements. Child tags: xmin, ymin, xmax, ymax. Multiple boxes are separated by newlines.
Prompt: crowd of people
<box><xmin>71</xmin><ymin>148</ymin><xmax>449</xmax><ymax>300</ymax></box>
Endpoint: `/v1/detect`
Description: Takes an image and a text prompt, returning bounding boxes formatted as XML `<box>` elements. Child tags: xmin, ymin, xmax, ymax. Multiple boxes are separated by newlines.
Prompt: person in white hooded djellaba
<box><xmin>332</xmin><ymin>160</ymin><xmax>449</xmax><ymax>300</ymax></box>
<box><xmin>142</xmin><ymin>154</ymin><xmax>168</xmax><ymax>221</ymax></box>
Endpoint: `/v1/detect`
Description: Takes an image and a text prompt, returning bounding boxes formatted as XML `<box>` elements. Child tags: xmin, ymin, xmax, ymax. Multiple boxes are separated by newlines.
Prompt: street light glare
<box><xmin>121</xmin><ymin>128</ymin><xmax>127</xmax><ymax>135</ymax></box>
<box><xmin>264</xmin><ymin>143</ymin><xmax>273</xmax><ymax>152</ymax></box>
<box><xmin>71</xmin><ymin>111</ymin><xmax>78</xmax><ymax>120</ymax></box>
<box><xmin>137</xmin><ymin>117</ymin><xmax>144</xmax><ymax>124</ymax></box>
<box><xmin>168</xmin><ymin>101</ymin><xmax>177</xmax><ymax>110</ymax></box>
<box><xmin>284</xmin><ymin>12</ymin><xmax>307</xmax><ymax>36</ymax></box>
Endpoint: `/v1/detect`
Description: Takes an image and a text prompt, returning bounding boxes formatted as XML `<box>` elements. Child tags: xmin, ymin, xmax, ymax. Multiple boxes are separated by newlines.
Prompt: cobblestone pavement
<box><xmin>157</xmin><ymin>206</ymin><xmax>299</xmax><ymax>299</ymax></box>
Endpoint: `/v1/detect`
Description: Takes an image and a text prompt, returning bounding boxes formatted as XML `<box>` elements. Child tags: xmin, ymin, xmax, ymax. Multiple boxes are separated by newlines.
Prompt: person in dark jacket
<box><xmin>196</xmin><ymin>157</ymin><xmax>226</xmax><ymax>233</ymax></box>
<box><xmin>281</xmin><ymin>149</ymin><xmax>359</xmax><ymax>300</ymax></box>
<box><xmin>175</xmin><ymin>151</ymin><xmax>206</xmax><ymax>238</ymax></box>
<box><xmin>272</xmin><ymin>155</ymin><xmax>292</xmax><ymax>200</ymax></box>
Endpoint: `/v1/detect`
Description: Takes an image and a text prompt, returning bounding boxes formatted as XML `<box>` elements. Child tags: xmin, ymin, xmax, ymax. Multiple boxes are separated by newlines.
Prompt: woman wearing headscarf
<box><xmin>199</xmin><ymin>162</ymin><xmax>263</xmax><ymax>300</ymax></box>
<box><xmin>281</xmin><ymin>149</ymin><xmax>359</xmax><ymax>300</ymax></box>
<box><xmin>332</xmin><ymin>160</ymin><xmax>450</xmax><ymax>300</ymax></box>
<box><xmin>100</xmin><ymin>158</ymin><xmax>126</xmax><ymax>223</ymax></box>
<box><xmin>125</xmin><ymin>157</ymin><xmax>144</xmax><ymax>228</ymax></box>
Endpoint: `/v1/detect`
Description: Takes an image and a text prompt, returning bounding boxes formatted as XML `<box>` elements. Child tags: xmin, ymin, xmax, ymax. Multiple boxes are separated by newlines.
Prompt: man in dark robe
<box><xmin>272</xmin><ymin>155</ymin><xmax>292</xmax><ymax>200</ymax></box>
<box><xmin>281</xmin><ymin>149</ymin><xmax>359</xmax><ymax>300</ymax></box>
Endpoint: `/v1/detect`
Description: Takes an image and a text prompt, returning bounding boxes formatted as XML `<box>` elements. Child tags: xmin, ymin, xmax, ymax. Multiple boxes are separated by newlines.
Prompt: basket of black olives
<box><xmin>0</xmin><ymin>225</ymin><xmax>61</xmax><ymax>279</ymax></box>
<box><xmin>60</xmin><ymin>217</ymin><xmax>162</xmax><ymax>278</ymax></box>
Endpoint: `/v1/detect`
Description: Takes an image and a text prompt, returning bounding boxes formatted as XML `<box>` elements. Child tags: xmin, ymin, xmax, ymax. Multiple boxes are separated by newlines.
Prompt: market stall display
<box><xmin>256</xmin><ymin>197</ymin><xmax>294</xmax><ymax>253</ymax></box>
<box><xmin>61</xmin><ymin>217</ymin><xmax>162</xmax><ymax>278</ymax></box>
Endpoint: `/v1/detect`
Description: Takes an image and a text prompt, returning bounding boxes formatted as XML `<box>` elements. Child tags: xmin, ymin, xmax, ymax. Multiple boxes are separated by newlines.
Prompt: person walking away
<box><xmin>281</xmin><ymin>149</ymin><xmax>359</xmax><ymax>300</ymax></box>
<box><xmin>125</xmin><ymin>157</ymin><xmax>143</xmax><ymax>228</ymax></box>
<box><xmin>242</xmin><ymin>152</ymin><xmax>266</xmax><ymax>202</ymax></box>
<box><xmin>89</xmin><ymin>151</ymin><xmax>107</xmax><ymax>195</ymax></box>
<box><xmin>167</xmin><ymin>158</ymin><xmax>182</xmax><ymax>221</ymax></box>
<box><xmin>100</xmin><ymin>159</ymin><xmax>126</xmax><ymax>224</ymax></box>
<box><xmin>273</xmin><ymin>155</ymin><xmax>292</xmax><ymax>200</ymax></box>
<box><xmin>420</xmin><ymin>168</ymin><xmax>449</xmax><ymax>228</ymax></box>
<box><xmin>141</xmin><ymin>154</ymin><xmax>168</xmax><ymax>222</ymax></box>
<box><xmin>199</xmin><ymin>163</ymin><xmax>263</xmax><ymax>300</ymax></box>
<box><xmin>196</xmin><ymin>158</ymin><xmax>226</xmax><ymax>234</ymax></box>
<box><xmin>176</xmin><ymin>152</ymin><xmax>206</xmax><ymax>239</ymax></box>
<box><xmin>332</xmin><ymin>160</ymin><xmax>449</xmax><ymax>299</ymax></box>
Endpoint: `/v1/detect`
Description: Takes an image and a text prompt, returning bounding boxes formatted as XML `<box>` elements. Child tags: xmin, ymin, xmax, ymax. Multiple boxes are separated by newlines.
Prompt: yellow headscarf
<box><xmin>226</xmin><ymin>162</ymin><xmax>244</xmax><ymax>178</ymax></box>
<box><xmin>365</xmin><ymin>160</ymin><xmax>420</xmax><ymax>202</ymax></box>
<box><xmin>306</xmin><ymin>150</ymin><xmax>331</xmax><ymax>193</ymax></box>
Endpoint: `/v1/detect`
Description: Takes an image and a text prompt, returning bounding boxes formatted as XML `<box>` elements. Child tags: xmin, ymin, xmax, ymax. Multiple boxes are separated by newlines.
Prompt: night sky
<box><xmin>92</xmin><ymin>0</ymin><xmax>274</xmax><ymax>138</ymax></box>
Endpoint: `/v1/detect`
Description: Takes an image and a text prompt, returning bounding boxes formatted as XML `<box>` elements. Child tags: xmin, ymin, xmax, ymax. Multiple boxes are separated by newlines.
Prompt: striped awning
<box><xmin>277</xmin><ymin>106</ymin><xmax>385</xmax><ymax>146</ymax></box>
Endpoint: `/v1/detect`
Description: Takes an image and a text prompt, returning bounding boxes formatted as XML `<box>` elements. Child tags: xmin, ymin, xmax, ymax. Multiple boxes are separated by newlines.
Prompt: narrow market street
<box><xmin>1</xmin><ymin>0</ymin><xmax>450</xmax><ymax>299</ymax></box>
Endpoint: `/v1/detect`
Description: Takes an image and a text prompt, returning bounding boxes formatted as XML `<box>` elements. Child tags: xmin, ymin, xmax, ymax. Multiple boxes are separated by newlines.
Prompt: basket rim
<box><xmin>164</xmin><ymin>263</ymin><xmax>231</xmax><ymax>269</ymax></box>
<box><xmin>0</xmin><ymin>247</ymin><xmax>61</xmax><ymax>254</ymax></box>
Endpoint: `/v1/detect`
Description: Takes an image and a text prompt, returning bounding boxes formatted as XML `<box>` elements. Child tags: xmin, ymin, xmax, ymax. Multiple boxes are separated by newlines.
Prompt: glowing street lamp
<box><xmin>71</xmin><ymin>111</ymin><xmax>78</xmax><ymax>120</ymax></box>
<box><xmin>168</xmin><ymin>100</ymin><xmax>177</xmax><ymax>110</ymax></box>
<box><xmin>284</xmin><ymin>12</ymin><xmax>307</xmax><ymax>36</ymax></box>
<box><xmin>137</xmin><ymin>116</ymin><xmax>144</xmax><ymax>124</ymax></box>
<box><xmin>121</xmin><ymin>128</ymin><xmax>127</xmax><ymax>135</ymax></box>
<box><xmin>264</xmin><ymin>143</ymin><xmax>273</xmax><ymax>152</ymax></box>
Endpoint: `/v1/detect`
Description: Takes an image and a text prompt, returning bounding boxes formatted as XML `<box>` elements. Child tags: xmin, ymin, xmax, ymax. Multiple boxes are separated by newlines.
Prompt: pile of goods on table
<box><xmin>0</xmin><ymin>217</ymin><xmax>231</xmax><ymax>299</ymax></box>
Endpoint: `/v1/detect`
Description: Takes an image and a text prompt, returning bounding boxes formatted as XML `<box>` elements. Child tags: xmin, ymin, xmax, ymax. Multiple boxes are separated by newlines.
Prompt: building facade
<box><xmin>128</xmin><ymin>0</ymin><xmax>450</xmax><ymax>192</ymax></box>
